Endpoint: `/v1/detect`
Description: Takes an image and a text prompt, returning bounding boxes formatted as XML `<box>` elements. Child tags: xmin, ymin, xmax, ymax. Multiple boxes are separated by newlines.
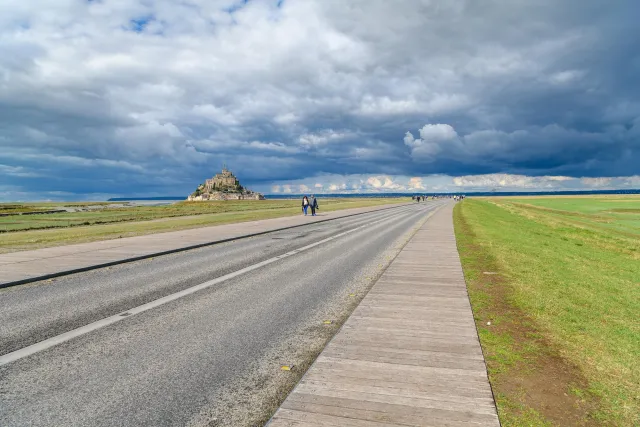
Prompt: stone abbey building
<box><xmin>205</xmin><ymin>167</ymin><xmax>242</xmax><ymax>192</ymax></box>
<box><xmin>187</xmin><ymin>167</ymin><xmax>265</xmax><ymax>201</ymax></box>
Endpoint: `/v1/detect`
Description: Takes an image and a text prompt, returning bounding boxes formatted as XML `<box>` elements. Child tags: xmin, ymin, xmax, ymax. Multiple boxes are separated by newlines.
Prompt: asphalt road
<box><xmin>0</xmin><ymin>201</ymin><xmax>446</xmax><ymax>427</ymax></box>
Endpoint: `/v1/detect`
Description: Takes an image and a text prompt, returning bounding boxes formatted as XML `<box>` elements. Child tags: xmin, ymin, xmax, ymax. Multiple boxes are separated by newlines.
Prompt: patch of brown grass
<box><xmin>454</xmin><ymin>203</ymin><xmax>601</xmax><ymax>426</ymax></box>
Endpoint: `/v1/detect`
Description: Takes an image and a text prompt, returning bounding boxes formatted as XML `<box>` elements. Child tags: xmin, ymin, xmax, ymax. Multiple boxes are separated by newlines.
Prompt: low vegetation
<box><xmin>454</xmin><ymin>196</ymin><xmax>639</xmax><ymax>426</ymax></box>
<box><xmin>0</xmin><ymin>198</ymin><xmax>406</xmax><ymax>253</ymax></box>
<box><xmin>0</xmin><ymin>200</ymin><xmax>304</xmax><ymax>232</ymax></box>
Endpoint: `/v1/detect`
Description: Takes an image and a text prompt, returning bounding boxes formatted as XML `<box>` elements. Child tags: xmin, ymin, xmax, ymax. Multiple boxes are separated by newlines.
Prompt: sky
<box><xmin>0</xmin><ymin>0</ymin><xmax>639</xmax><ymax>200</ymax></box>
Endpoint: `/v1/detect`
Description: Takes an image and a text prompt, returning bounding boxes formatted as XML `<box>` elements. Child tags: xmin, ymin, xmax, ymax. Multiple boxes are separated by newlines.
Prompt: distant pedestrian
<box><xmin>302</xmin><ymin>196</ymin><xmax>309</xmax><ymax>215</ymax></box>
<box><xmin>310</xmin><ymin>195</ymin><xmax>319</xmax><ymax>216</ymax></box>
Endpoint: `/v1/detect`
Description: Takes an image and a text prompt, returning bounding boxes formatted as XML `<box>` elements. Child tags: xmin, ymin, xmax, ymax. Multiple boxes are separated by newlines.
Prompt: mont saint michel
<box><xmin>187</xmin><ymin>167</ymin><xmax>265</xmax><ymax>201</ymax></box>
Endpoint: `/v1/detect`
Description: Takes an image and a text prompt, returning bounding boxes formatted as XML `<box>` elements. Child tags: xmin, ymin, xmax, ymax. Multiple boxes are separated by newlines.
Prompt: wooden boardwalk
<box><xmin>268</xmin><ymin>203</ymin><xmax>500</xmax><ymax>427</ymax></box>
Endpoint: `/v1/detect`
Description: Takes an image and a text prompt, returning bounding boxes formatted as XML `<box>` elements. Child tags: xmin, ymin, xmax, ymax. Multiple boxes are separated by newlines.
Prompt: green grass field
<box><xmin>0</xmin><ymin>198</ymin><xmax>407</xmax><ymax>253</ymax></box>
<box><xmin>454</xmin><ymin>196</ymin><xmax>640</xmax><ymax>426</ymax></box>
<box><xmin>0</xmin><ymin>200</ymin><xmax>308</xmax><ymax>232</ymax></box>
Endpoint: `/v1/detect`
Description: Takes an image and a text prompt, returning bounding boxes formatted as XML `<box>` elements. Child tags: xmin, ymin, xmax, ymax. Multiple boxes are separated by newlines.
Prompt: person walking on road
<box><xmin>302</xmin><ymin>195</ymin><xmax>310</xmax><ymax>216</ymax></box>
<box><xmin>310</xmin><ymin>195</ymin><xmax>319</xmax><ymax>216</ymax></box>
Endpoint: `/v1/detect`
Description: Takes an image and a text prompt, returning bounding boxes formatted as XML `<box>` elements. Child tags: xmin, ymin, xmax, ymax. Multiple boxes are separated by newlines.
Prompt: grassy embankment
<box><xmin>0</xmin><ymin>198</ymin><xmax>407</xmax><ymax>253</ymax></box>
<box><xmin>454</xmin><ymin>196</ymin><xmax>639</xmax><ymax>426</ymax></box>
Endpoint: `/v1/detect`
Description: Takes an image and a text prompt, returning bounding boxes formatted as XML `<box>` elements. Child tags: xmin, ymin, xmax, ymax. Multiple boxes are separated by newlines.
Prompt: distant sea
<box><xmin>107</xmin><ymin>188</ymin><xmax>640</xmax><ymax>202</ymax></box>
<box><xmin>108</xmin><ymin>197</ymin><xmax>185</xmax><ymax>202</ymax></box>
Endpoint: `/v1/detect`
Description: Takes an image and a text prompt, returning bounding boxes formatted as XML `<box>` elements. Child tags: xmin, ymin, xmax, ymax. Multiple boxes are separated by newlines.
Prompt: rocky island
<box><xmin>187</xmin><ymin>167</ymin><xmax>265</xmax><ymax>201</ymax></box>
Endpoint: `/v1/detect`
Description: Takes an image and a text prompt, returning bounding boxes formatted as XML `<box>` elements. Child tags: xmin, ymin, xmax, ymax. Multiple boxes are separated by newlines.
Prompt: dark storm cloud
<box><xmin>0</xmin><ymin>0</ymin><xmax>638</xmax><ymax>199</ymax></box>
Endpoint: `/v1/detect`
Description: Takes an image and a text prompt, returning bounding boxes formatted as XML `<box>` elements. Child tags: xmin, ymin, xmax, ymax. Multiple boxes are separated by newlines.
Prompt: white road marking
<box><xmin>0</xmin><ymin>205</ymin><xmax>439</xmax><ymax>366</ymax></box>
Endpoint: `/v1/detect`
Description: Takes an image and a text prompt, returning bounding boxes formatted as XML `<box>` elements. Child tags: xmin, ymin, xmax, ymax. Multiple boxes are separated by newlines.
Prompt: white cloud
<box><xmin>408</xmin><ymin>177</ymin><xmax>425</xmax><ymax>190</ymax></box>
<box><xmin>298</xmin><ymin>130</ymin><xmax>352</xmax><ymax>148</ymax></box>
<box><xmin>273</xmin><ymin>113</ymin><xmax>299</xmax><ymax>125</ymax></box>
<box><xmin>546</xmin><ymin>176</ymin><xmax>574</xmax><ymax>181</ymax></box>
<box><xmin>581</xmin><ymin>177</ymin><xmax>613</xmax><ymax>187</ymax></box>
<box><xmin>366</xmin><ymin>177</ymin><xmax>382</xmax><ymax>188</ymax></box>
<box><xmin>404</xmin><ymin>124</ymin><xmax>460</xmax><ymax>160</ymax></box>
<box><xmin>419</xmin><ymin>124</ymin><xmax>458</xmax><ymax>142</ymax></box>
<box><xmin>548</xmin><ymin>70</ymin><xmax>584</xmax><ymax>85</ymax></box>
<box><xmin>0</xmin><ymin>164</ymin><xmax>41</xmax><ymax>178</ymax></box>
<box><xmin>623</xmin><ymin>176</ymin><xmax>640</xmax><ymax>186</ymax></box>
<box><xmin>328</xmin><ymin>183</ymin><xmax>347</xmax><ymax>191</ymax></box>
<box><xmin>403</xmin><ymin>132</ymin><xmax>416</xmax><ymax>147</ymax></box>
<box><xmin>452</xmin><ymin>174</ymin><xmax>566</xmax><ymax>189</ymax></box>
<box><xmin>191</xmin><ymin>104</ymin><xmax>240</xmax><ymax>126</ymax></box>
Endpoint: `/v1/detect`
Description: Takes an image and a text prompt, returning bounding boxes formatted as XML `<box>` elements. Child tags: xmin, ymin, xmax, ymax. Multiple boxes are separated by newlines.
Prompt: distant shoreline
<box><xmin>107</xmin><ymin>188</ymin><xmax>640</xmax><ymax>202</ymax></box>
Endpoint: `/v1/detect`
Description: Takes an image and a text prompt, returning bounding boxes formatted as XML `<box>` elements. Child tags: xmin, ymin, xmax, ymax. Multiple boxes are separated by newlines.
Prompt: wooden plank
<box><xmin>370</xmin><ymin>284</ymin><xmax>465</xmax><ymax>291</ymax></box>
<box><xmin>360</xmin><ymin>293</ymin><xmax>468</xmax><ymax>301</ymax></box>
<box><xmin>281</xmin><ymin>394</ymin><xmax>499</xmax><ymax>425</ymax></box>
<box><xmin>335</xmin><ymin>330</ymin><xmax>480</xmax><ymax>346</ymax></box>
<box><xmin>373</xmin><ymin>277</ymin><xmax>464</xmax><ymax>286</ymax></box>
<box><xmin>384</xmin><ymin>265</ymin><xmax>465</xmax><ymax>271</ymax></box>
<box><xmin>368</xmin><ymin>287</ymin><xmax>468</xmax><ymax>298</ymax></box>
<box><xmin>294</xmin><ymin>381</ymin><xmax>497</xmax><ymax>409</ymax></box>
<box><xmin>358</xmin><ymin>295</ymin><xmax>471</xmax><ymax>306</ymax></box>
<box><xmin>344</xmin><ymin>315</ymin><xmax>477</xmax><ymax>329</ymax></box>
<box><xmin>305</xmin><ymin>363</ymin><xmax>492</xmax><ymax>391</ymax></box>
<box><xmin>271</xmin><ymin>409</ymin><xmax>405</xmax><ymax>427</ymax></box>
<box><xmin>339</xmin><ymin>323</ymin><xmax>479</xmax><ymax>337</ymax></box>
<box><xmin>354</xmin><ymin>304</ymin><xmax>472</xmax><ymax>314</ymax></box>
<box><xmin>320</xmin><ymin>347</ymin><xmax>487</xmax><ymax>370</ymax></box>
<box><xmin>300</xmin><ymin>373</ymin><xmax>494</xmax><ymax>398</ymax></box>
<box><xmin>324</xmin><ymin>342</ymin><xmax>485</xmax><ymax>360</ymax></box>
<box><xmin>359</xmin><ymin>292</ymin><xmax>468</xmax><ymax>301</ymax></box>
<box><xmin>352</xmin><ymin>302</ymin><xmax>473</xmax><ymax>314</ymax></box>
<box><xmin>349</xmin><ymin>309</ymin><xmax>476</xmax><ymax>326</ymax></box>
<box><xmin>332</xmin><ymin>335</ymin><xmax>480</xmax><ymax>350</ymax></box>
<box><xmin>329</xmin><ymin>329</ymin><xmax>480</xmax><ymax>346</ymax></box>
<box><xmin>315</xmin><ymin>357</ymin><xmax>487</xmax><ymax>378</ymax></box>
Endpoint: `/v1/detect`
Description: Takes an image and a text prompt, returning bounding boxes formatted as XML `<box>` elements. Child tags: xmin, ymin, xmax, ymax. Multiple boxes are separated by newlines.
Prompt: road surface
<box><xmin>0</xmin><ymin>201</ymin><xmax>445</xmax><ymax>426</ymax></box>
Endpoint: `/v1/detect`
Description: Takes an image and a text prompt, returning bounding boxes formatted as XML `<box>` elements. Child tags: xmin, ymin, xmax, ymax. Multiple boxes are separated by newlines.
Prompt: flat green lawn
<box><xmin>454</xmin><ymin>196</ymin><xmax>639</xmax><ymax>426</ymax></box>
<box><xmin>0</xmin><ymin>200</ymin><xmax>305</xmax><ymax>232</ymax></box>
<box><xmin>0</xmin><ymin>198</ymin><xmax>407</xmax><ymax>253</ymax></box>
<box><xmin>507</xmin><ymin>195</ymin><xmax>640</xmax><ymax>213</ymax></box>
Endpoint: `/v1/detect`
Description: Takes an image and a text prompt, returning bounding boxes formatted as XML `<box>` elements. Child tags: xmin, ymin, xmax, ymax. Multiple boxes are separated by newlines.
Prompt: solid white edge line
<box><xmin>0</xmin><ymin>204</ymin><xmax>438</xmax><ymax>367</ymax></box>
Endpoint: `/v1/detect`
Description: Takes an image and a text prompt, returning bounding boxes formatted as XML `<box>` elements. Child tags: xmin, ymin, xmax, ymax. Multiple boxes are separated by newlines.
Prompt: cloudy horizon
<box><xmin>267</xmin><ymin>173</ymin><xmax>640</xmax><ymax>196</ymax></box>
<box><xmin>1</xmin><ymin>0</ymin><xmax>639</xmax><ymax>201</ymax></box>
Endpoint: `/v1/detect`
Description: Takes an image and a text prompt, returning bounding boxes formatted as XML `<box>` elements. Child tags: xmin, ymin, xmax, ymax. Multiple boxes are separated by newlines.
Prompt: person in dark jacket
<box><xmin>310</xmin><ymin>195</ymin><xmax>319</xmax><ymax>216</ymax></box>
<box><xmin>302</xmin><ymin>196</ymin><xmax>309</xmax><ymax>215</ymax></box>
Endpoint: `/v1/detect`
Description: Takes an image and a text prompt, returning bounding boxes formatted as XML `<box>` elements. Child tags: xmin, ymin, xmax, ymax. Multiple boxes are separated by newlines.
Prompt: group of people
<box><xmin>412</xmin><ymin>194</ymin><xmax>466</xmax><ymax>202</ymax></box>
<box><xmin>301</xmin><ymin>195</ymin><xmax>319</xmax><ymax>216</ymax></box>
<box><xmin>300</xmin><ymin>194</ymin><xmax>465</xmax><ymax>216</ymax></box>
